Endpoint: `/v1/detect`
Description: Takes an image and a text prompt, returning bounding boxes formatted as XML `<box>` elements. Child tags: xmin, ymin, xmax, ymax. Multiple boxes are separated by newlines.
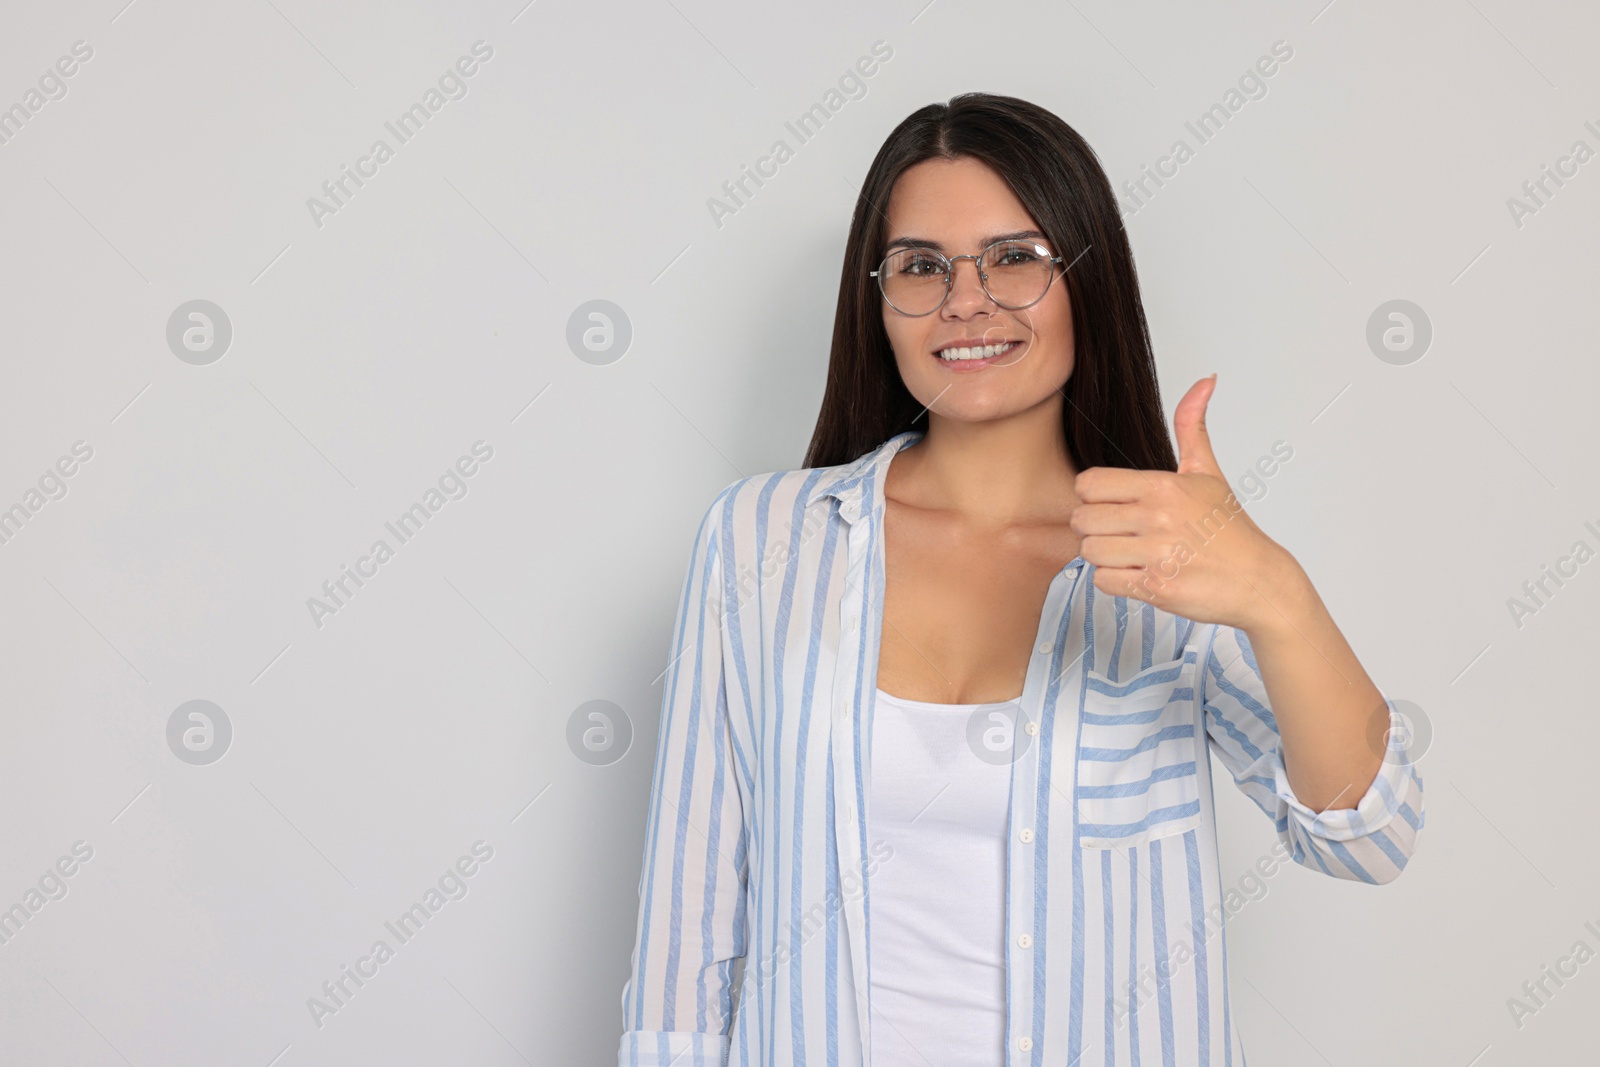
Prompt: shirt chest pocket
<box><xmin>1075</xmin><ymin>647</ymin><xmax>1203</xmax><ymax>849</ymax></box>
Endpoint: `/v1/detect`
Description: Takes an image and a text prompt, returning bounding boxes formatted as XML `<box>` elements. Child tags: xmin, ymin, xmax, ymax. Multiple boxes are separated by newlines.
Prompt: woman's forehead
<box><xmin>884</xmin><ymin>158</ymin><xmax>1040</xmax><ymax>242</ymax></box>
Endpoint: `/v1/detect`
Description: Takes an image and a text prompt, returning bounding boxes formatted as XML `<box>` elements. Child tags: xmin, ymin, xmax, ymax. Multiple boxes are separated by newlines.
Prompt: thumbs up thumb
<box><xmin>1174</xmin><ymin>374</ymin><xmax>1223</xmax><ymax>476</ymax></box>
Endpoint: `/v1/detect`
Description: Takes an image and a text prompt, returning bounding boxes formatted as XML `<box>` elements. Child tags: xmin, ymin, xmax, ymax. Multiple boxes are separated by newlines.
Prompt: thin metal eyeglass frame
<box><xmin>869</xmin><ymin>238</ymin><xmax>1067</xmax><ymax>317</ymax></box>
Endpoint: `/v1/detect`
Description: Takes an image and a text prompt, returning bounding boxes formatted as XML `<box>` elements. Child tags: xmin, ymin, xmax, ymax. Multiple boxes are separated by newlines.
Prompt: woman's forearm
<box><xmin>1239</xmin><ymin>549</ymin><xmax>1388</xmax><ymax>812</ymax></box>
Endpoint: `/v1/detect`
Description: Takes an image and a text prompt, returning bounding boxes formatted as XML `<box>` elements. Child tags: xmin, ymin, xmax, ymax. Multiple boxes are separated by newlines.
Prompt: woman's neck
<box><xmin>887</xmin><ymin>402</ymin><xmax>1079</xmax><ymax>528</ymax></box>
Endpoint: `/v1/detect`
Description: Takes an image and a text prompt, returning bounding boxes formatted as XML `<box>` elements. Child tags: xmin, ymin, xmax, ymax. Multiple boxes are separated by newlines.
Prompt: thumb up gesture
<box><xmin>1070</xmin><ymin>375</ymin><xmax>1291</xmax><ymax>630</ymax></box>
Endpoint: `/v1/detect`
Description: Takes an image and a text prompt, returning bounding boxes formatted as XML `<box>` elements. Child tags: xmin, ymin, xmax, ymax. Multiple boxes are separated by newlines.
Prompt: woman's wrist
<box><xmin>1237</xmin><ymin>543</ymin><xmax>1316</xmax><ymax>641</ymax></box>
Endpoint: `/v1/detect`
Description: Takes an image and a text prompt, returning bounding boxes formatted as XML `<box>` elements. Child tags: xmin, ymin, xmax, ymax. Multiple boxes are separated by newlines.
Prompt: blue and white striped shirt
<box><xmin>619</xmin><ymin>429</ymin><xmax>1425</xmax><ymax>1067</ymax></box>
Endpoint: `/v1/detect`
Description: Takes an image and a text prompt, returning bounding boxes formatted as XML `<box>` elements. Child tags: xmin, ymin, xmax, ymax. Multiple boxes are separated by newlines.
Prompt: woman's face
<box><xmin>879</xmin><ymin>155</ymin><xmax>1074</xmax><ymax>423</ymax></box>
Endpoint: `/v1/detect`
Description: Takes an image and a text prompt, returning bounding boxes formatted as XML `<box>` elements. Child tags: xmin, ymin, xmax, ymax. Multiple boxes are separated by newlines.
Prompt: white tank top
<box><xmin>867</xmin><ymin>686</ymin><xmax>1014</xmax><ymax>1066</ymax></box>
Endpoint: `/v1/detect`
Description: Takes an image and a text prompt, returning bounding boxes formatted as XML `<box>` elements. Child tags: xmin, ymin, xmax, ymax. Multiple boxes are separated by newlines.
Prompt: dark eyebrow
<box><xmin>883</xmin><ymin>229</ymin><xmax>1048</xmax><ymax>253</ymax></box>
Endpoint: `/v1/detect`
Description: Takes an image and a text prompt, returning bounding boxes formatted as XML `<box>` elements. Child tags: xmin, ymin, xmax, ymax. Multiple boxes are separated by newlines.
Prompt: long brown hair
<box><xmin>803</xmin><ymin>91</ymin><xmax>1177</xmax><ymax>475</ymax></box>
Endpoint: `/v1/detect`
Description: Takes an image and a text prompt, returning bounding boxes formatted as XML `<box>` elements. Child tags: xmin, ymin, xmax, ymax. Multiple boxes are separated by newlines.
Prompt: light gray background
<box><xmin>1</xmin><ymin>0</ymin><xmax>1595</xmax><ymax>1064</ymax></box>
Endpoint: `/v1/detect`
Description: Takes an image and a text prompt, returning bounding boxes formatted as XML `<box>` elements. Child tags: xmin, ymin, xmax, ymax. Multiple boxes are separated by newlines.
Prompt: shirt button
<box><xmin>847</xmin><ymin>802</ymin><xmax>856</xmax><ymax>820</ymax></box>
<box><xmin>1036</xmin><ymin>642</ymin><xmax>1051</xmax><ymax>655</ymax></box>
<box><xmin>1019</xmin><ymin>828</ymin><xmax>1035</xmax><ymax>843</ymax></box>
<box><xmin>1018</xmin><ymin>933</ymin><xmax>1033</xmax><ymax>948</ymax></box>
<box><xmin>1024</xmin><ymin>721</ymin><xmax>1039</xmax><ymax>736</ymax></box>
<box><xmin>1018</xmin><ymin>1036</ymin><xmax>1033</xmax><ymax>1052</ymax></box>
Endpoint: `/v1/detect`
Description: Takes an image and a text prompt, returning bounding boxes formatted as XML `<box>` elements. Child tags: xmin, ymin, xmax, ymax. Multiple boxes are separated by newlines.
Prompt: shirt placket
<box><xmin>830</xmin><ymin>485</ymin><xmax>874</xmax><ymax>1064</ymax></box>
<box><xmin>1006</xmin><ymin>559</ymin><xmax>1084</xmax><ymax>1065</ymax></box>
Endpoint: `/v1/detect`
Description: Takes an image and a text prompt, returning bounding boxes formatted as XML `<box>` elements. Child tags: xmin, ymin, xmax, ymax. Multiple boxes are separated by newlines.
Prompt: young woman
<box><xmin>618</xmin><ymin>92</ymin><xmax>1424</xmax><ymax>1067</ymax></box>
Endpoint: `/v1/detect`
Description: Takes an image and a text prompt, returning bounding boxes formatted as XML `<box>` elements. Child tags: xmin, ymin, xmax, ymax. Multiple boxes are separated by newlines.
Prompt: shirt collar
<box><xmin>803</xmin><ymin>428</ymin><xmax>925</xmax><ymax>521</ymax></box>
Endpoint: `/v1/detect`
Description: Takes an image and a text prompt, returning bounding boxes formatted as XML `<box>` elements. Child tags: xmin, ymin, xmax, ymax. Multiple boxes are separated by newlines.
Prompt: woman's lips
<box><xmin>932</xmin><ymin>339</ymin><xmax>1022</xmax><ymax>370</ymax></box>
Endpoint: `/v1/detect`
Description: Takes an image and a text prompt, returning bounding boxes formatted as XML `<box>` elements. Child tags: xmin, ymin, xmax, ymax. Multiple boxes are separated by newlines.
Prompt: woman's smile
<box><xmin>932</xmin><ymin>338</ymin><xmax>1031</xmax><ymax>371</ymax></box>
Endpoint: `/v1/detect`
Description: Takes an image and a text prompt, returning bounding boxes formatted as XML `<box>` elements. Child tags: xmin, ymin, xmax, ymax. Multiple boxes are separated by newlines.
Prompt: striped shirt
<box><xmin>618</xmin><ymin>429</ymin><xmax>1425</xmax><ymax>1067</ymax></box>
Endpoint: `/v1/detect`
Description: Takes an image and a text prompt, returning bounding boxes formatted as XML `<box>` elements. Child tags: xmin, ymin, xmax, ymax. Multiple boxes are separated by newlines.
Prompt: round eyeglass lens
<box><xmin>980</xmin><ymin>241</ymin><xmax>1057</xmax><ymax>309</ymax></box>
<box><xmin>877</xmin><ymin>248</ymin><xmax>948</xmax><ymax>315</ymax></box>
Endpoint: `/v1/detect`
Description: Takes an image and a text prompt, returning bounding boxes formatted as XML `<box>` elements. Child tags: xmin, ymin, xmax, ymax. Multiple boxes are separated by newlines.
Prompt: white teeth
<box><xmin>937</xmin><ymin>341</ymin><xmax>1015</xmax><ymax>361</ymax></box>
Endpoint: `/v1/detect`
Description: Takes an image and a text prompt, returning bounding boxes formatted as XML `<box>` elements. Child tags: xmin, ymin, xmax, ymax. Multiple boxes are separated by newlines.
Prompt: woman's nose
<box><xmin>943</xmin><ymin>256</ymin><xmax>994</xmax><ymax>315</ymax></box>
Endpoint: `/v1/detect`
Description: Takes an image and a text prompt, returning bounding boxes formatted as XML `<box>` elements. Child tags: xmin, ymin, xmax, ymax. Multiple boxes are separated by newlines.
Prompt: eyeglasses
<box><xmin>871</xmin><ymin>238</ymin><xmax>1065</xmax><ymax>316</ymax></box>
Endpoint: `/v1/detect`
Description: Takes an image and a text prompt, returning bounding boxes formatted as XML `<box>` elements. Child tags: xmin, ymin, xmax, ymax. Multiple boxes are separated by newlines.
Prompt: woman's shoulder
<box><xmin>699</xmin><ymin>463</ymin><xmax>844</xmax><ymax>545</ymax></box>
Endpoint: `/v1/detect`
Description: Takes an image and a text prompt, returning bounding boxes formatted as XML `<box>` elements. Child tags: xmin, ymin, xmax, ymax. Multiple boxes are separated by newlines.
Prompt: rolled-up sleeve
<box><xmin>1200</xmin><ymin>623</ymin><xmax>1425</xmax><ymax>885</ymax></box>
<box><xmin>618</xmin><ymin>490</ymin><xmax>750</xmax><ymax>1067</ymax></box>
